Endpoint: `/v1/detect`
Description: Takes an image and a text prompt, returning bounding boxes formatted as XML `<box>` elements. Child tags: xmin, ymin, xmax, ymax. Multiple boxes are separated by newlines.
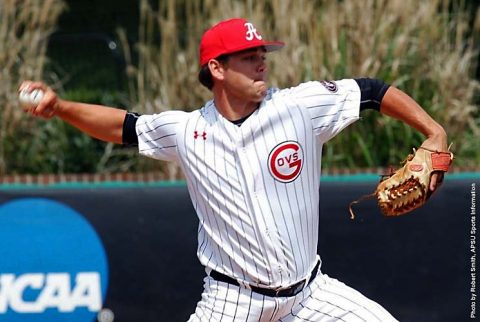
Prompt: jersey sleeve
<box><xmin>135</xmin><ymin>110</ymin><xmax>186</xmax><ymax>162</ymax></box>
<box><xmin>291</xmin><ymin>79</ymin><xmax>361</xmax><ymax>143</ymax></box>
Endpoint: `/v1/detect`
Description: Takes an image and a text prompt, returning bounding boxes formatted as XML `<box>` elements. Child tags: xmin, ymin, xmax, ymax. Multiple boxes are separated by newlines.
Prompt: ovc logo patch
<box><xmin>268</xmin><ymin>141</ymin><xmax>304</xmax><ymax>183</ymax></box>
<box><xmin>0</xmin><ymin>198</ymin><xmax>108</xmax><ymax>322</ymax></box>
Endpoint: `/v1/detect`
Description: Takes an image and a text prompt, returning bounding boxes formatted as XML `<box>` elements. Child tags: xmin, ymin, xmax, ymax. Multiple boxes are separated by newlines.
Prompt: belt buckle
<box><xmin>291</xmin><ymin>280</ymin><xmax>306</xmax><ymax>295</ymax></box>
<box><xmin>275</xmin><ymin>279</ymin><xmax>306</xmax><ymax>297</ymax></box>
<box><xmin>273</xmin><ymin>287</ymin><xmax>281</xmax><ymax>297</ymax></box>
<box><xmin>274</xmin><ymin>287</ymin><xmax>284</xmax><ymax>297</ymax></box>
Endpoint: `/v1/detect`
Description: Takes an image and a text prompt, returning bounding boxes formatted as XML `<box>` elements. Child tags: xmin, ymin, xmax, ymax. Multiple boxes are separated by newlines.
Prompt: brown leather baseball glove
<box><xmin>349</xmin><ymin>146</ymin><xmax>453</xmax><ymax>219</ymax></box>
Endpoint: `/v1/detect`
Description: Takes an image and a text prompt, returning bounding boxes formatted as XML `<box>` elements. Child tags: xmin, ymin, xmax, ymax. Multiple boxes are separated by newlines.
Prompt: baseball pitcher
<box><xmin>19</xmin><ymin>18</ymin><xmax>450</xmax><ymax>321</ymax></box>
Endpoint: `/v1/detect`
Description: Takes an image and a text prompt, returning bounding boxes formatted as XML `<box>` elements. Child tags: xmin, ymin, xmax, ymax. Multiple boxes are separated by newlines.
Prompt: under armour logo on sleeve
<box><xmin>244</xmin><ymin>22</ymin><xmax>262</xmax><ymax>41</ymax></box>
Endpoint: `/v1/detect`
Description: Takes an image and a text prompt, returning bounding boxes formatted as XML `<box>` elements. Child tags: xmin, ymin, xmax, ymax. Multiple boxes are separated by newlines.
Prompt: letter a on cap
<box><xmin>244</xmin><ymin>22</ymin><xmax>262</xmax><ymax>41</ymax></box>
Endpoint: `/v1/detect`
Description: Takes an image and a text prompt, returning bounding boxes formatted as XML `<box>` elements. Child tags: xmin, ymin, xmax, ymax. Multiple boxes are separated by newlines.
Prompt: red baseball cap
<box><xmin>199</xmin><ymin>18</ymin><xmax>284</xmax><ymax>66</ymax></box>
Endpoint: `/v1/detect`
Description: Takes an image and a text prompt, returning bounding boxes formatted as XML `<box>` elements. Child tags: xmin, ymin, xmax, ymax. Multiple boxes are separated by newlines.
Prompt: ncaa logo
<box><xmin>268</xmin><ymin>141</ymin><xmax>304</xmax><ymax>183</ymax></box>
<box><xmin>0</xmin><ymin>198</ymin><xmax>109</xmax><ymax>322</ymax></box>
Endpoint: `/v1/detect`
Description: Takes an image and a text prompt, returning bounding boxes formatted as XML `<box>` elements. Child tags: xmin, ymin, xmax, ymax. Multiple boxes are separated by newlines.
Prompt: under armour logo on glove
<box><xmin>244</xmin><ymin>22</ymin><xmax>262</xmax><ymax>41</ymax></box>
<box><xmin>194</xmin><ymin>131</ymin><xmax>207</xmax><ymax>140</ymax></box>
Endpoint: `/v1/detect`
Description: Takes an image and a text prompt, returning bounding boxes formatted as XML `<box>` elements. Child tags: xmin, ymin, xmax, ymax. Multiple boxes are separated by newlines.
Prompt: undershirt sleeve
<box><xmin>122</xmin><ymin>112</ymin><xmax>140</xmax><ymax>145</ymax></box>
<box><xmin>354</xmin><ymin>78</ymin><xmax>390</xmax><ymax>111</ymax></box>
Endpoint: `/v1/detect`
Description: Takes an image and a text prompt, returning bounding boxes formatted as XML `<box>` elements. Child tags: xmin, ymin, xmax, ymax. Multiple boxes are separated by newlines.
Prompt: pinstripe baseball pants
<box><xmin>188</xmin><ymin>271</ymin><xmax>398</xmax><ymax>322</ymax></box>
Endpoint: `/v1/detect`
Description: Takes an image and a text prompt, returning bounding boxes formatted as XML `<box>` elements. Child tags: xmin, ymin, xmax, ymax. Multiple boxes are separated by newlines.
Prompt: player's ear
<box><xmin>208</xmin><ymin>59</ymin><xmax>225</xmax><ymax>81</ymax></box>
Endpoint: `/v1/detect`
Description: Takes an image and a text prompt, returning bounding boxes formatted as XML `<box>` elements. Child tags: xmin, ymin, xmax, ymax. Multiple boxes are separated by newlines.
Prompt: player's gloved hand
<box><xmin>18</xmin><ymin>81</ymin><xmax>59</xmax><ymax>119</ymax></box>
<box><xmin>373</xmin><ymin>144</ymin><xmax>453</xmax><ymax>217</ymax></box>
<box><xmin>349</xmin><ymin>132</ymin><xmax>452</xmax><ymax>219</ymax></box>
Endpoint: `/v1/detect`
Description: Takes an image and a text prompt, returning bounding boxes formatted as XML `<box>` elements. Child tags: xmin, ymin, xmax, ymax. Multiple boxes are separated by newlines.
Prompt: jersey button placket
<box><xmin>236</xmin><ymin>146</ymin><xmax>253</xmax><ymax>190</ymax></box>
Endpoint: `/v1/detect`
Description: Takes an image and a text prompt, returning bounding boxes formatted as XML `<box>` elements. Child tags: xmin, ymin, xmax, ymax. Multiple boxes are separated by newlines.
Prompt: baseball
<box><xmin>19</xmin><ymin>88</ymin><xmax>44</xmax><ymax>108</ymax></box>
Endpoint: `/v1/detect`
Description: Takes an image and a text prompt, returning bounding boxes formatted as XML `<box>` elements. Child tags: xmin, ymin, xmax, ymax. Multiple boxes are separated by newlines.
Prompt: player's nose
<box><xmin>257</xmin><ymin>61</ymin><xmax>267</xmax><ymax>76</ymax></box>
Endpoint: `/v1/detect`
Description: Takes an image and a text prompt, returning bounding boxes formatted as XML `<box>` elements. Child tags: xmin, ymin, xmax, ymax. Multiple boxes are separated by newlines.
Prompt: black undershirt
<box><xmin>354</xmin><ymin>78</ymin><xmax>390</xmax><ymax>111</ymax></box>
<box><xmin>231</xmin><ymin>109</ymin><xmax>257</xmax><ymax>126</ymax></box>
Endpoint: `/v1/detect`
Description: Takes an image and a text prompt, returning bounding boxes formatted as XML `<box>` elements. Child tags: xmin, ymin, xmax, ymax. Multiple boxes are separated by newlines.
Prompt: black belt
<box><xmin>209</xmin><ymin>260</ymin><xmax>320</xmax><ymax>297</ymax></box>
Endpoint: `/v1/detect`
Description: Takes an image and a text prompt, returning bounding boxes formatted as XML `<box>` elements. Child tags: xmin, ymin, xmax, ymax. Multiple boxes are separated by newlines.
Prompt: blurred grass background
<box><xmin>0</xmin><ymin>0</ymin><xmax>478</xmax><ymax>178</ymax></box>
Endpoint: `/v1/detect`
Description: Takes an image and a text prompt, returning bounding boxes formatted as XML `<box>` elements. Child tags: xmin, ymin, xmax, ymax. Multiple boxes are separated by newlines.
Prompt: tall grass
<box><xmin>0</xmin><ymin>0</ymin><xmax>65</xmax><ymax>175</ymax></box>
<box><xmin>0</xmin><ymin>0</ymin><xmax>477</xmax><ymax>175</ymax></box>
<box><xmin>122</xmin><ymin>0</ymin><xmax>479</xmax><ymax>170</ymax></box>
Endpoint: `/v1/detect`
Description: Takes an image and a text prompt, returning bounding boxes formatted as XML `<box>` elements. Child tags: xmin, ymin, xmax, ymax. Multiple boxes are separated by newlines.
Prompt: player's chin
<box><xmin>252</xmin><ymin>91</ymin><xmax>267</xmax><ymax>102</ymax></box>
<box><xmin>253</xmin><ymin>82</ymin><xmax>267</xmax><ymax>99</ymax></box>
<box><xmin>254</xmin><ymin>79</ymin><xmax>267</xmax><ymax>88</ymax></box>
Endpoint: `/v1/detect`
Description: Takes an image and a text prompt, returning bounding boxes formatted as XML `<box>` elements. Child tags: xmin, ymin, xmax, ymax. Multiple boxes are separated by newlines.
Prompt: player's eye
<box><xmin>243</xmin><ymin>55</ymin><xmax>266</xmax><ymax>63</ymax></box>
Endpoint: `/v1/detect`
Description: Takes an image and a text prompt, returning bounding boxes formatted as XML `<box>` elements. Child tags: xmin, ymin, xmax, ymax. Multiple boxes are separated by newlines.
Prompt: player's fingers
<box><xmin>32</xmin><ymin>96</ymin><xmax>53</xmax><ymax>117</ymax></box>
<box><xmin>24</xmin><ymin>81</ymin><xmax>47</xmax><ymax>91</ymax></box>
<box><xmin>429</xmin><ymin>172</ymin><xmax>444</xmax><ymax>192</ymax></box>
<box><xmin>31</xmin><ymin>87</ymin><xmax>58</xmax><ymax>118</ymax></box>
<box><xmin>42</xmin><ymin>104</ymin><xmax>56</xmax><ymax>119</ymax></box>
<box><xmin>18</xmin><ymin>81</ymin><xmax>32</xmax><ymax>92</ymax></box>
<box><xmin>33</xmin><ymin>104</ymin><xmax>55</xmax><ymax>119</ymax></box>
<box><xmin>19</xmin><ymin>81</ymin><xmax>62</xmax><ymax>118</ymax></box>
<box><xmin>19</xmin><ymin>81</ymin><xmax>46</xmax><ymax>93</ymax></box>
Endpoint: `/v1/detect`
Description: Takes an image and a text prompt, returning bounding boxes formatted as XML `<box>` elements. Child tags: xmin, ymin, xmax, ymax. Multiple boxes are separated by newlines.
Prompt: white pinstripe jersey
<box><xmin>136</xmin><ymin>79</ymin><xmax>361</xmax><ymax>288</ymax></box>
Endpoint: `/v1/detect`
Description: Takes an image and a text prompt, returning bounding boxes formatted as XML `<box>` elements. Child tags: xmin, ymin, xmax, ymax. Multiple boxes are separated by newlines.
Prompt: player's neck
<box><xmin>213</xmin><ymin>92</ymin><xmax>260</xmax><ymax>122</ymax></box>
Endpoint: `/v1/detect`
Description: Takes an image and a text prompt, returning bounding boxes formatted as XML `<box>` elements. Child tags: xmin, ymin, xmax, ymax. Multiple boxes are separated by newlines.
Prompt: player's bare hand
<box><xmin>419</xmin><ymin>130</ymin><xmax>449</xmax><ymax>193</ymax></box>
<box><xmin>18</xmin><ymin>81</ymin><xmax>59</xmax><ymax>119</ymax></box>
